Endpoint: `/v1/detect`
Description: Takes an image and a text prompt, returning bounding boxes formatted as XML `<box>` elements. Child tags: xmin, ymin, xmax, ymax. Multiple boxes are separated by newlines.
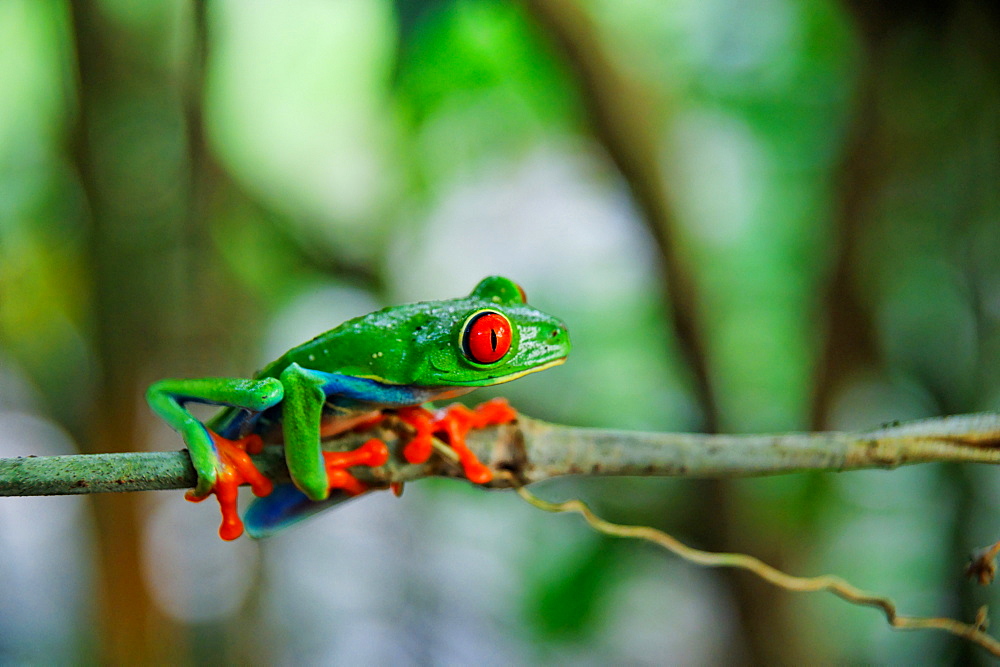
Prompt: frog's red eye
<box><xmin>515</xmin><ymin>283</ymin><xmax>527</xmax><ymax>303</ymax></box>
<box><xmin>463</xmin><ymin>311</ymin><xmax>512</xmax><ymax>364</ymax></box>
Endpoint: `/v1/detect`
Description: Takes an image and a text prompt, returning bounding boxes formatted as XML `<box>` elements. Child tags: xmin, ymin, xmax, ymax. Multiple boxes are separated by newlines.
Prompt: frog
<box><xmin>146</xmin><ymin>276</ymin><xmax>571</xmax><ymax>539</ymax></box>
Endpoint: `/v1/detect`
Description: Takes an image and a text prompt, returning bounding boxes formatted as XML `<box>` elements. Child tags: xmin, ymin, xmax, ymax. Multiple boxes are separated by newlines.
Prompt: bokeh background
<box><xmin>1</xmin><ymin>0</ymin><xmax>999</xmax><ymax>663</ymax></box>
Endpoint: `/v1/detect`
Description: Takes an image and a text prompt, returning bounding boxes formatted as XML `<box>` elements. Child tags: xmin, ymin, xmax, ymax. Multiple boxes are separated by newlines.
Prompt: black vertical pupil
<box><xmin>490</xmin><ymin>328</ymin><xmax>497</xmax><ymax>351</ymax></box>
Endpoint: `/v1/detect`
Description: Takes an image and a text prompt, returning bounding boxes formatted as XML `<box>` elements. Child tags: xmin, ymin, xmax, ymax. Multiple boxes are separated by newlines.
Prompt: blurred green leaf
<box><xmin>526</xmin><ymin>535</ymin><xmax>620</xmax><ymax>640</ymax></box>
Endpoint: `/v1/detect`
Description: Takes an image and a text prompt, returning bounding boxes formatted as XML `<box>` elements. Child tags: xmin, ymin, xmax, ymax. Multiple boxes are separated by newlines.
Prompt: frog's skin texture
<box><xmin>147</xmin><ymin>277</ymin><xmax>570</xmax><ymax>539</ymax></box>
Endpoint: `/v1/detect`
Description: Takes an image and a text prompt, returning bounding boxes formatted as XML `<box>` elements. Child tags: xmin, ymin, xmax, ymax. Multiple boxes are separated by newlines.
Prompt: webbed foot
<box><xmin>322</xmin><ymin>438</ymin><xmax>390</xmax><ymax>496</ymax></box>
<box><xmin>186</xmin><ymin>431</ymin><xmax>273</xmax><ymax>540</ymax></box>
<box><xmin>397</xmin><ymin>398</ymin><xmax>518</xmax><ymax>484</ymax></box>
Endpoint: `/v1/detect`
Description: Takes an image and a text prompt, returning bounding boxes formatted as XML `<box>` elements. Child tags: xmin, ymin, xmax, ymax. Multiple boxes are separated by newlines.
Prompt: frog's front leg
<box><xmin>146</xmin><ymin>377</ymin><xmax>283</xmax><ymax>538</ymax></box>
<box><xmin>278</xmin><ymin>363</ymin><xmax>421</xmax><ymax>501</ymax></box>
<box><xmin>277</xmin><ymin>363</ymin><xmax>331</xmax><ymax>501</ymax></box>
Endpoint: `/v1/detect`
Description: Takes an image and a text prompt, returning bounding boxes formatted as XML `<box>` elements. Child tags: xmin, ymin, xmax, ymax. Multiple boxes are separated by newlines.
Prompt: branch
<box><xmin>3</xmin><ymin>412</ymin><xmax>1000</xmax><ymax>496</ymax></box>
<box><xmin>5</xmin><ymin>411</ymin><xmax>1000</xmax><ymax>655</ymax></box>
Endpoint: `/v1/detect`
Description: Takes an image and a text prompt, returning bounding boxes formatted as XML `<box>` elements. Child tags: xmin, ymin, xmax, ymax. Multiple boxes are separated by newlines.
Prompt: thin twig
<box><xmin>512</xmin><ymin>480</ymin><xmax>1000</xmax><ymax>656</ymax></box>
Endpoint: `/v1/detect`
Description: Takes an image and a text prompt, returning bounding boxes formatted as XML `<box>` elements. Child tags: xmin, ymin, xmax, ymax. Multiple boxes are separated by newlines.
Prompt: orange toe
<box><xmin>188</xmin><ymin>431</ymin><xmax>274</xmax><ymax>541</ymax></box>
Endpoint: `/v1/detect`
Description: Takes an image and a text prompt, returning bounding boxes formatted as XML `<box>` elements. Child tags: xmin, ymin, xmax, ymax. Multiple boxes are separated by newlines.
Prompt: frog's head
<box><xmin>409</xmin><ymin>276</ymin><xmax>570</xmax><ymax>387</ymax></box>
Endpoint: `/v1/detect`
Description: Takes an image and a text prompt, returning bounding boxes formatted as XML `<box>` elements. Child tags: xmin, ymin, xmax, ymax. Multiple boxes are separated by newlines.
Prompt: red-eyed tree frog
<box><xmin>147</xmin><ymin>277</ymin><xmax>570</xmax><ymax>539</ymax></box>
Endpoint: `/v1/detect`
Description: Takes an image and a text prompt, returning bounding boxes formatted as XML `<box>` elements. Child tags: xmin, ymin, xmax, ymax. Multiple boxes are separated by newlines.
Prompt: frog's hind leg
<box><xmin>244</xmin><ymin>484</ymin><xmax>356</xmax><ymax>538</ymax></box>
<box><xmin>243</xmin><ymin>437</ymin><xmax>388</xmax><ymax>537</ymax></box>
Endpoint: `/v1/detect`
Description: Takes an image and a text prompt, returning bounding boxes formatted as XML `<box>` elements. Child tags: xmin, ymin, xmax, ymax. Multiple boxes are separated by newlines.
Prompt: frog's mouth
<box><xmin>450</xmin><ymin>356</ymin><xmax>567</xmax><ymax>387</ymax></box>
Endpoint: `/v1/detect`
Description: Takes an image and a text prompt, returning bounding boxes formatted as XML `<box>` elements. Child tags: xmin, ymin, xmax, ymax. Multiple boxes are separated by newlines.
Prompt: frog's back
<box><xmin>253</xmin><ymin>324</ymin><xmax>361</xmax><ymax>381</ymax></box>
<box><xmin>251</xmin><ymin>301</ymin><xmax>439</xmax><ymax>382</ymax></box>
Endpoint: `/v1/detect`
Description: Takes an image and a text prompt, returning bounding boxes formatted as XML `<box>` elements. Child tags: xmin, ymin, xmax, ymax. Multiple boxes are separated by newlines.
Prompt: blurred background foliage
<box><xmin>1</xmin><ymin>0</ymin><xmax>999</xmax><ymax>663</ymax></box>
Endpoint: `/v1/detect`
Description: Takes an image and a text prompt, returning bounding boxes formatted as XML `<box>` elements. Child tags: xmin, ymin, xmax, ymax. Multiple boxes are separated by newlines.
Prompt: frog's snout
<box><xmin>548</xmin><ymin>324</ymin><xmax>570</xmax><ymax>355</ymax></box>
